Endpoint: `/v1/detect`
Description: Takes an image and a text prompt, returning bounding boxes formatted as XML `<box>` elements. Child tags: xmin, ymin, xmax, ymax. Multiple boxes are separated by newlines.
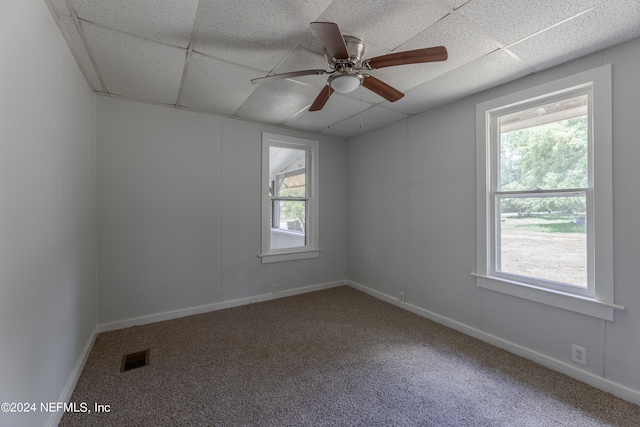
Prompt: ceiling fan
<box><xmin>251</xmin><ymin>22</ymin><xmax>448</xmax><ymax>111</ymax></box>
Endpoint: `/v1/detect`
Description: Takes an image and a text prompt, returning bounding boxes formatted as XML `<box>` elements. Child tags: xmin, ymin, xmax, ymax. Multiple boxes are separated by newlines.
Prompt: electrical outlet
<box><xmin>399</xmin><ymin>292</ymin><xmax>405</xmax><ymax>303</ymax></box>
<box><xmin>272</xmin><ymin>283</ymin><xmax>279</xmax><ymax>294</ymax></box>
<box><xmin>572</xmin><ymin>344</ymin><xmax>587</xmax><ymax>365</ymax></box>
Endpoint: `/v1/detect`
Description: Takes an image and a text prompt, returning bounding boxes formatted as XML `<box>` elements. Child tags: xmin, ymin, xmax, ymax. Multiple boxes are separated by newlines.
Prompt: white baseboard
<box><xmin>98</xmin><ymin>280</ymin><xmax>346</xmax><ymax>333</ymax></box>
<box><xmin>347</xmin><ymin>280</ymin><xmax>640</xmax><ymax>406</ymax></box>
<box><xmin>47</xmin><ymin>326</ymin><xmax>98</xmax><ymax>427</ymax></box>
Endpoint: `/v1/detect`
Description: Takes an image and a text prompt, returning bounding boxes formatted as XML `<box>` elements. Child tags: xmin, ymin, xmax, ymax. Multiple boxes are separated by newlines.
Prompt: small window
<box><xmin>260</xmin><ymin>133</ymin><xmax>319</xmax><ymax>263</ymax></box>
<box><xmin>474</xmin><ymin>65</ymin><xmax>623</xmax><ymax>320</ymax></box>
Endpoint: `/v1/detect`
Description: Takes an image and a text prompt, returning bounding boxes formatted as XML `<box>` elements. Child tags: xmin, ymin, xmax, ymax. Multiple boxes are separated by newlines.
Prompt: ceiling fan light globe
<box><xmin>329</xmin><ymin>74</ymin><xmax>362</xmax><ymax>93</ymax></box>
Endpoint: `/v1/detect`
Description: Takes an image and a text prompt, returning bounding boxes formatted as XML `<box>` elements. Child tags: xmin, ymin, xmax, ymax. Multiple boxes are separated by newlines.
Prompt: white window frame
<box><xmin>473</xmin><ymin>64</ymin><xmax>624</xmax><ymax>321</ymax></box>
<box><xmin>260</xmin><ymin>132</ymin><xmax>320</xmax><ymax>264</ymax></box>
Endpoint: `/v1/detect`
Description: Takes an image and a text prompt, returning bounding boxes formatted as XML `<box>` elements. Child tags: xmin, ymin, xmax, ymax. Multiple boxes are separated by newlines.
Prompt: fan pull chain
<box><xmin>326</xmin><ymin>85</ymin><xmax>332</xmax><ymax>129</ymax></box>
<box><xmin>359</xmin><ymin>86</ymin><xmax>364</xmax><ymax>129</ymax></box>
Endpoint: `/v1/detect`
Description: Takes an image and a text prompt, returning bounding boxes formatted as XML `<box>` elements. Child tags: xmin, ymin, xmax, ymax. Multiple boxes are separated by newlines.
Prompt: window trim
<box><xmin>474</xmin><ymin>64</ymin><xmax>623</xmax><ymax>320</ymax></box>
<box><xmin>260</xmin><ymin>132</ymin><xmax>320</xmax><ymax>264</ymax></box>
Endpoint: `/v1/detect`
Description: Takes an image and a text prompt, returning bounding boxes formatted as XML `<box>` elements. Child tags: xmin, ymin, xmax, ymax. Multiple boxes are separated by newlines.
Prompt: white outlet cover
<box><xmin>572</xmin><ymin>344</ymin><xmax>587</xmax><ymax>365</ymax></box>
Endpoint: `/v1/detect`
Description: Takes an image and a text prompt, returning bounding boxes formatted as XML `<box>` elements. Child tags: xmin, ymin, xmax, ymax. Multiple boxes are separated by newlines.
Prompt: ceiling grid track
<box><xmin>174</xmin><ymin>0</ymin><xmax>206</xmax><ymax>109</ymax></box>
<box><xmin>64</xmin><ymin>0</ymin><xmax>108</xmax><ymax>95</ymax></box>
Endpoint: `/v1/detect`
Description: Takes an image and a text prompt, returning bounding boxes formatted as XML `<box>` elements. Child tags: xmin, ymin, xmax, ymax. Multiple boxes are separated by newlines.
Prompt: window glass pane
<box><xmin>497</xmin><ymin>195</ymin><xmax>587</xmax><ymax>287</ymax></box>
<box><xmin>270</xmin><ymin>200</ymin><xmax>306</xmax><ymax>250</ymax></box>
<box><xmin>498</xmin><ymin>95</ymin><xmax>588</xmax><ymax>191</ymax></box>
<box><xmin>269</xmin><ymin>147</ymin><xmax>306</xmax><ymax>197</ymax></box>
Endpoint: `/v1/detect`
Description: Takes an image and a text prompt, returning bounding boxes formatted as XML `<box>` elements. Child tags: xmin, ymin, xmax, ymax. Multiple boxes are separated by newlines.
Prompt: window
<box><xmin>474</xmin><ymin>64</ymin><xmax>623</xmax><ymax>320</ymax></box>
<box><xmin>260</xmin><ymin>133</ymin><xmax>319</xmax><ymax>263</ymax></box>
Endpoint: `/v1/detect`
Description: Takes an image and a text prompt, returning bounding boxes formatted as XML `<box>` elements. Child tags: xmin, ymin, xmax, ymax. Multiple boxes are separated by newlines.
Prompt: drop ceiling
<box><xmin>46</xmin><ymin>0</ymin><xmax>640</xmax><ymax>138</ymax></box>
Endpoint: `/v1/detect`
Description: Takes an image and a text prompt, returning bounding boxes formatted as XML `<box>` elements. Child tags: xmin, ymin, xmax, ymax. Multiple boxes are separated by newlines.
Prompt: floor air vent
<box><xmin>121</xmin><ymin>349</ymin><xmax>150</xmax><ymax>372</ymax></box>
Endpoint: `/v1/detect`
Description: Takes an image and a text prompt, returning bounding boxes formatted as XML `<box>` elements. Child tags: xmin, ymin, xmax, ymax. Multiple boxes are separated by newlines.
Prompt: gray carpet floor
<box><xmin>61</xmin><ymin>286</ymin><xmax>640</xmax><ymax>426</ymax></box>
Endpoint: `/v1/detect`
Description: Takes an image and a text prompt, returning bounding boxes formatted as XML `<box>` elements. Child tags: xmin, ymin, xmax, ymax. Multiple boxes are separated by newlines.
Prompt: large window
<box><xmin>496</xmin><ymin>92</ymin><xmax>591</xmax><ymax>294</ymax></box>
<box><xmin>474</xmin><ymin>65</ymin><xmax>623</xmax><ymax>320</ymax></box>
<box><xmin>260</xmin><ymin>133</ymin><xmax>319</xmax><ymax>263</ymax></box>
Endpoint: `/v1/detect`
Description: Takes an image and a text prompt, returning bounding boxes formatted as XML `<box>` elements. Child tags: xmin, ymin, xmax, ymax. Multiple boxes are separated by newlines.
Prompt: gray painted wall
<box><xmin>96</xmin><ymin>97</ymin><xmax>348</xmax><ymax>325</ymax></box>
<box><xmin>348</xmin><ymin>37</ymin><xmax>640</xmax><ymax>401</ymax></box>
<box><xmin>4</xmin><ymin>2</ymin><xmax>640</xmax><ymax>422</ymax></box>
<box><xmin>0</xmin><ymin>2</ymin><xmax>97</xmax><ymax>426</ymax></box>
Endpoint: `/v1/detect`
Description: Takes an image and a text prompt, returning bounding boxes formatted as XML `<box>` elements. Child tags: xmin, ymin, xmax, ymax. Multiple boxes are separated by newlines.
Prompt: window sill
<box><xmin>472</xmin><ymin>273</ymin><xmax>624</xmax><ymax>321</ymax></box>
<box><xmin>258</xmin><ymin>248</ymin><xmax>320</xmax><ymax>264</ymax></box>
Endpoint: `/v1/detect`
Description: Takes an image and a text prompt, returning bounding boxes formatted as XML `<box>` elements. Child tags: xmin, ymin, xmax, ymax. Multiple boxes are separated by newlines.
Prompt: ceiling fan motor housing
<box><xmin>325</xmin><ymin>35</ymin><xmax>365</xmax><ymax>69</ymax></box>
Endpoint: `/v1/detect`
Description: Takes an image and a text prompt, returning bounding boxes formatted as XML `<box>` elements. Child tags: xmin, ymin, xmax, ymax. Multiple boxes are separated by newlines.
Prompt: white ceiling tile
<box><xmin>279</xmin><ymin>110</ymin><xmax>328</xmax><ymax>133</ymax></box>
<box><xmin>457</xmin><ymin>0</ymin><xmax>604</xmax><ymax>46</ymax></box>
<box><xmin>70</xmin><ymin>0</ymin><xmax>198</xmax><ymax>48</ymax></box>
<box><xmin>295</xmin><ymin>27</ymin><xmax>329</xmax><ymax>56</ymax></box>
<box><xmin>509</xmin><ymin>0</ymin><xmax>640</xmax><ymax>71</ymax></box>
<box><xmin>371</xmin><ymin>13</ymin><xmax>501</xmax><ymax>92</ymax></box>
<box><xmin>57</xmin><ymin>17</ymin><xmax>103</xmax><ymax>92</ymax></box>
<box><xmin>440</xmin><ymin>0</ymin><xmax>470</xmax><ymax>10</ymax></box>
<box><xmin>272</xmin><ymin>47</ymin><xmax>329</xmax><ymax>89</ymax></box>
<box><xmin>319</xmin><ymin>0</ymin><xmax>450</xmax><ymax>50</ymax></box>
<box><xmin>82</xmin><ymin>23</ymin><xmax>185</xmax><ymax>104</ymax></box>
<box><xmin>49</xmin><ymin>0</ymin><xmax>71</xmax><ymax>16</ymax></box>
<box><xmin>282</xmin><ymin>91</ymin><xmax>375</xmax><ymax>132</ymax></box>
<box><xmin>279</xmin><ymin>116</ymin><xmax>327</xmax><ymax>133</ymax></box>
<box><xmin>193</xmin><ymin>0</ymin><xmax>334</xmax><ymax>72</ymax></box>
<box><xmin>180</xmin><ymin>53</ymin><xmax>265</xmax><ymax>115</ymax></box>
<box><xmin>284</xmin><ymin>91</ymin><xmax>371</xmax><ymax>131</ymax></box>
<box><xmin>234</xmin><ymin>80</ymin><xmax>323</xmax><ymax>124</ymax></box>
<box><xmin>321</xmin><ymin>106</ymin><xmax>409</xmax><ymax>138</ymax></box>
<box><xmin>313</xmin><ymin>91</ymin><xmax>373</xmax><ymax>123</ymax></box>
<box><xmin>385</xmin><ymin>49</ymin><xmax>533</xmax><ymax>115</ymax></box>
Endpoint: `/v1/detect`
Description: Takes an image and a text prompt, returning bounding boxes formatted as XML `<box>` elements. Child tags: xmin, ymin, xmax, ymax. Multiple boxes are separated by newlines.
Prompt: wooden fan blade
<box><xmin>310</xmin><ymin>22</ymin><xmax>349</xmax><ymax>60</ymax></box>
<box><xmin>362</xmin><ymin>76</ymin><xmax>404</xmax><ymax>102</ymax></box>
<box><xmin>251</xmin><ymin>69</ymin><xmax>328</xmax><ymax>84</ymax></box>
<box><xmin>366</xmin><ymin>46</ymin><xmax>448</xmax><ymax>69</ymax></box>
<box><xmin>309</xmin><ymin>85</ymin><xmax>334</xmax><ymax>111</ymax></box>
